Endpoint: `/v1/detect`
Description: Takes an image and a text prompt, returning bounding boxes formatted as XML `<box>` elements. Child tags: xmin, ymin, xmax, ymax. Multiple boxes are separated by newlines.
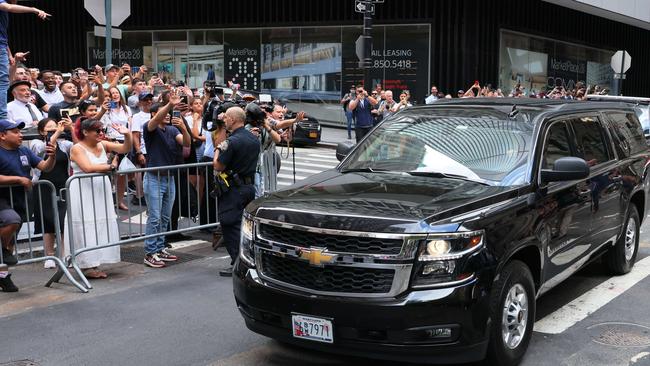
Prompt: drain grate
<box><xmin>0</xmin><ymin>361</ymin><xmax>41</xmax><ymax>366</ymax></box>
<box><xmin>120</xmin><ymin>246</ymin><xmax>204</xmax><ymax>265</ymax></box>
<box><xmin>588</xmin><ymin>322</ymin><xmax>650</xmax><ymax>347</ymax></box>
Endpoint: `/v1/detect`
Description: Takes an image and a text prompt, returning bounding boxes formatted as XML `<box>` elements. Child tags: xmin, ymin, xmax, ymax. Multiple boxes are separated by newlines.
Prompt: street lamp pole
<box><xmin>105</xmin><ymin>0</ymin><xmax>112</xmax><ymax>67</ymax></box>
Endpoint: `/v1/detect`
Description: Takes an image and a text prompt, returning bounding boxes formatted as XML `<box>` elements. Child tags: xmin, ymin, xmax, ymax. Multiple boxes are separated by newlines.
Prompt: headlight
<box><xmin>239</xmin><ymin>214</ymin><xmax>255</xmax><ymax>267</ymax></box>
<box><xmin>412</xmin><ymin>231</ymin><xmax>484</xmax><ymax>288</ymax></box>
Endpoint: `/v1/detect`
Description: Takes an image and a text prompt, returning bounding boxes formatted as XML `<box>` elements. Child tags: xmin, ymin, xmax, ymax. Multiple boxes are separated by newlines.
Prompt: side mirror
<box><xmin>540</xmin><ymin>157</ymin><xmax>590</xmax><ymax>183</ymax></box>
<box><xmin>336</xmin><ymin>140</ymin><xmax>355</xmax><ymax>162</ymax></box>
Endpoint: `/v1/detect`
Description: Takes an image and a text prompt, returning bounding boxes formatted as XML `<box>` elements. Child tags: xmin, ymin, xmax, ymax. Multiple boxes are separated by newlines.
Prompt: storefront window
<box><xmin>87</xmin><ymin>31</ymin><xmax>152</xmax><ymax>70</ymax></box>
<box><xmin>189</xmin><ymin>30</ymin><xmax>222</xmax><ymax>88</ymax></box>
<box><xmin>499</xmin><ymin>30</ymin><xmax>612</xmax><ymax>95</ymax></box>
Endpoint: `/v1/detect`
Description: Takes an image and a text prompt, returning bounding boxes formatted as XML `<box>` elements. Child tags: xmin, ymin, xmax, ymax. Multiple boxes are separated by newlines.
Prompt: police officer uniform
<box><xmin>215</xmin><ymin>125</ymin><xmax>260</xmax><ymax>276</ymax></box>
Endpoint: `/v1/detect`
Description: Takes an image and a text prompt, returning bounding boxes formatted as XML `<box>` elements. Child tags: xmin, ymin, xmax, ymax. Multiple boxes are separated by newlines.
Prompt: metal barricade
<box><xmin>0</xmin><ymin>181</ymin><xmax>88</xmax><ymax>293</ymax></box>
<box><xmin>65</xmin><ymin>162</ymin><xmax>218</xmax><ymax>291</ymax></box>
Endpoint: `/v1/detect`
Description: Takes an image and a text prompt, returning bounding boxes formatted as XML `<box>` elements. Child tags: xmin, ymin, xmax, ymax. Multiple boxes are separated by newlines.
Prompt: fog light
<box><xmin>426</xmin><ymin>327</ymin><xmax>452</xmax><ymax>339</ymax></box>
<box><xmin>422</xmin><ymin>261</ymin><xmax>455</xmax><ymax>276</ymax></box>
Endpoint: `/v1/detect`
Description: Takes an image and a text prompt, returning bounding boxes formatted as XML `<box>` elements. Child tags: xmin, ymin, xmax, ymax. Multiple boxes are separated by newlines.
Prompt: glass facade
<box><xmin>498</xmin><ymin>30</ymin><xmax>613</xmax><ymax>95</ymax></box>
<box><xmin>87</xmin><ymin>24</ymin><xmax>431</xmax><ymax>126</ymax></box>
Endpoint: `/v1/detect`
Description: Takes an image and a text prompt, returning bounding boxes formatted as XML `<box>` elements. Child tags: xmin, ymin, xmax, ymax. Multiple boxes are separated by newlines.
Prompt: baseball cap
<box><xmin>105</xmin><ymin>64</ymin><xmax>119</xmax><ymax>72</ymax></box>
<box><xmin>138</xmin><ymin>92</ymin><xmax>154</xmax><ymax>101</ymax></box>
<box><xmin>0</xmin><ymin>119</ymin><xmax>25</xmax><ymax>132</ymax></box>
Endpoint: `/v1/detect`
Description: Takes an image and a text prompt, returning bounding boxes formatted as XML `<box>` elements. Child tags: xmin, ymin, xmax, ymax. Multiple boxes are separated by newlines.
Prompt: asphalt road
<box><xmin>3</xmin><ymin>144</ymin><xmax>650</xmax><ymax>366</ymax></box>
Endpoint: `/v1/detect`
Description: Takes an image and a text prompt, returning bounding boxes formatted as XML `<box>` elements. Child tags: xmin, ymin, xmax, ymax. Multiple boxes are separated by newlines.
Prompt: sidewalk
<box><xmin>0</xmin><ymin>232</ymin><xmax>231</xmax><ymax>319</ymax></box>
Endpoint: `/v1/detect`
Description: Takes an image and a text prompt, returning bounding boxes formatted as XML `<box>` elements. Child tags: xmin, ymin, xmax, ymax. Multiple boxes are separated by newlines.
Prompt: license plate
<box><xmin>309</xmin><ymin>132</ymin><xmax>317</xmax><ymax>138</ymax></box>
<box><xmin>292</xmin><ymin>313</ymin><xmax>334</xmax><ymax>343</ymax></box>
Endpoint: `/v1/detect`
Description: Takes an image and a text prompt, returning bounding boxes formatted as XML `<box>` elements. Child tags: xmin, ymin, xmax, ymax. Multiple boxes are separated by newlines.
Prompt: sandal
<box><xmin>84</xmin><ymin>269</ymin><xmax>108</xmax><ymax>279</ymax></box>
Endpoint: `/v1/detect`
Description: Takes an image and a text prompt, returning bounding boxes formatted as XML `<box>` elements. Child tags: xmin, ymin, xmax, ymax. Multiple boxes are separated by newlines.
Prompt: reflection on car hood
<box><xmin>247</xmin><ymin>170</ymin><xmax>521</xmax><ymax>233</ymax></box>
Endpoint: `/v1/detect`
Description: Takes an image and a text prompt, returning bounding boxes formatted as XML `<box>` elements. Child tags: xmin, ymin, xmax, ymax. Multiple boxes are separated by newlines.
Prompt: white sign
<box><xmin>611</xmin><ymin>50</ymin><xmax>632</xmax><ymax>73</ymax></box>
<box><xmin>355</xmin><ymin>1</ymin><xmax>375</xmax><ymax>13</ymax></box>
<box><xmin>84</xmin><ymin>0</ymin><xmax>131</xmax><ymax>26</ymax></box>
<box><xmin>94</xmin><ymin>25</ymin><xmax>122</xmax><ymax>39</ymax></box>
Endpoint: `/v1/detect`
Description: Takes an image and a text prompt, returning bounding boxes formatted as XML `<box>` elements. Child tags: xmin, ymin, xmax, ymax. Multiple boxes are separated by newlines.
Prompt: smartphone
<box><xmin>109</xmin><ymin>101</ymin><xmax>118</xmax><ymax>109</ymax></box>
<box><xmin>180</xmin><ymin>95</ymin><xmax>188</xmax><ymax>105</ymax></box>
<box><xmin>172</xmin><ymin>110</ymin><xmax>181</xmax><ymax>118</ymax></box>
<box><xmin>152</xmin><ymin>72</ymin><xmax>159</xmax><ymax>78</ymax></box>
<box><xmin>259</xmin><ymin>94</ymin><xmax>272</xmax><ymax>103</ymax></box>
<box><xmin>61</xmin><ymin>109</ymin><xmax>70</xmax><ymax>119</ymax></box>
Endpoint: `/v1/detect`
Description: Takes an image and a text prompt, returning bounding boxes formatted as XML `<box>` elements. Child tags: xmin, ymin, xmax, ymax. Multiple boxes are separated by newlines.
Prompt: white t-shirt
<box><xmin>131</xmin><ymin>111</ymin><xmax>149</xmax><ymax>155</ymax></box>
<box><xmin>104</xmin><ymin>107</ymin><xmax>132</xmax><ymax>141</ymax></box>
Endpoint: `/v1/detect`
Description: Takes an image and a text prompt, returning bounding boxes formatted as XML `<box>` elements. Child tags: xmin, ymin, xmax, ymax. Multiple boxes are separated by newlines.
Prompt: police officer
<box><xmin>213</xmin><ymin>106</ymin><xmax>260</xmax><ymax>277</ymax></box>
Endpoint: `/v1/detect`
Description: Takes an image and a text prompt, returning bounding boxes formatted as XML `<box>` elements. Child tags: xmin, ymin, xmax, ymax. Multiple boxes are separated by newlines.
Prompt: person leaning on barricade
<box><xmin>30</xmin><ymin>118</ymin><xmax>72</xmax><ymax>269</ymax></box>
<box><xmin>213</xmin><ymin>106</ymin><xmax>260</xmax><ymax>277</ymax></box>
<box><xmin>64</xmin><ymin>118</ymin><xmax>131</xmax><ymax>279</ymax></box>
<box><xmin>141</xmin><ymin>90</ymin><xmax>191</xmax><ymax>268</ymax></box>
<box><xmin>0</xmin><ymin>119</ymin><xmax>55</xmax><ymax>292</ymax></box>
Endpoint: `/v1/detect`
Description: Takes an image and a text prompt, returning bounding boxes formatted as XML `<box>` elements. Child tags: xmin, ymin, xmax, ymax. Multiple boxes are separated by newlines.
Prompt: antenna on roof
<box><xmin>508</xmin><ymin>105</ymin><xmax>519</xmax><ymax>119</ymax></box>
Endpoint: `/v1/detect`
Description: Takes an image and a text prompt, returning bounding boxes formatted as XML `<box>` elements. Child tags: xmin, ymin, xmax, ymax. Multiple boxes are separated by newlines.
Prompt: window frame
<box><xmin>567</xmin><ymin>115</ymin><xmax>614</xmax><ymax>168</ymax></box>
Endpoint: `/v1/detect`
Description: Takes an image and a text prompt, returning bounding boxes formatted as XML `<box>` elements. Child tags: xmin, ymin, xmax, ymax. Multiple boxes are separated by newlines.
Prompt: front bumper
<box><xmin>233</xmin><ymin>260</ymin><xmax>491</xmax><ymax>364</ymax></box>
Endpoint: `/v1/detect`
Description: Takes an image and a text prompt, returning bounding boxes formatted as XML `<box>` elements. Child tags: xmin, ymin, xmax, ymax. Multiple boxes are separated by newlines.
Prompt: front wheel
<box><xmin>605</xmin><ymin>206</ymin><xmax>640</xmax><ymax>275</ymax></box>
<box><xmin>486</xmin><ymin>260</ymin><xmax>536</xmax><ymax>366</ymax></box>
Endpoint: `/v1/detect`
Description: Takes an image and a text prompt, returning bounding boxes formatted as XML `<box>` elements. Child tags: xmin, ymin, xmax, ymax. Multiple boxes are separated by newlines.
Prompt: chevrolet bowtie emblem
<box><xmin>297</xmin><ymin>247</ymin><xmax>337</xmax><ymax>267</ymax></box>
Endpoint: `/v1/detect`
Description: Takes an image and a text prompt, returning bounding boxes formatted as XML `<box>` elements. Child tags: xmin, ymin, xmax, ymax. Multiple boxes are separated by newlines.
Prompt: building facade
<box><xmin>9</xmin><ymin>0</ymin><xmax>650</xmax><ymax>124</ymax></box>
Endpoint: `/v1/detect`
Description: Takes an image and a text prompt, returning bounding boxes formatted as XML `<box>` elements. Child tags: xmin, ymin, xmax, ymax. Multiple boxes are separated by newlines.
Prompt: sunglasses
<box><xmin>91</xmin><ymin>128</ymin><xmax>104</xmax><ymax>134</ymax></box>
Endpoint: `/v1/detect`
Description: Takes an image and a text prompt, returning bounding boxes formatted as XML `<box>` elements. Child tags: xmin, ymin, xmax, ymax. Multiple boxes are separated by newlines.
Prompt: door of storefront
<box><xmin>154</xmin><ymin>43</ymin><xmax>188</xmax><ymax>84</ymax></box>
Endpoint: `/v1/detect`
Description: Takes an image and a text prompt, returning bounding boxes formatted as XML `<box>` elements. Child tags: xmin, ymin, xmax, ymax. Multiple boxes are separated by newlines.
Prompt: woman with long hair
<box><xmin>64</xmin><ymin>118</ymin><xmax>132</xmax><ymax>279</ymax></box>
<box><xmin>105</xmin><ymin>86</ymin><xmax>132</xmax><ymax>211</ymax></box>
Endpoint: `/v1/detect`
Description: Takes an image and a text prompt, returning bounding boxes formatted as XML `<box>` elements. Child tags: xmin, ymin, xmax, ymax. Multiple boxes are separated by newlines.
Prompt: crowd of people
<box><xmin>0</xmin><ymin>55</ymin><xmax>307</xmax><ymax>290</ymax></box>
<box><xmin>341</xmin><ymin>80</ymin><xmax>608</xmax><ymax>141</ymax></box>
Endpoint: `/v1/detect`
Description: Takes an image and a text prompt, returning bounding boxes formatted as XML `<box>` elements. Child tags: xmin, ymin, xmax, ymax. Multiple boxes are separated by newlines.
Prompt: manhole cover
<box><xmin>0</xmin><ymin>360</ymin><xmax>41</xmax><ymax>366</ymax></box>
<box><xmin>120</xmin><ymin>246</ymin><xmax>204</xmax><ymax>265</ymax></box>
<box><xmin>587</xmin><ymin>322</ymin><xmax>650</xmax><ymax>347</ymax></box>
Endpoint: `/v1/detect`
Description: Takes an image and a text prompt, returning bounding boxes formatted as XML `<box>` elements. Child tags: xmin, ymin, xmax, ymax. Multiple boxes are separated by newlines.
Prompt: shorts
<box><xmin>0</xmin><ymin>208</ymin><xmax>21</xmax><ymax>228</ymax></box>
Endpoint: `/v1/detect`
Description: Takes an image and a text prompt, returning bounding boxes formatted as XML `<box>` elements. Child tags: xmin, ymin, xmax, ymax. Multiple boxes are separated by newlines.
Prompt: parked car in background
<box><xmin>234</xmin><ymin>99</ymin><xmax>649</xmax><ymax>366</ymax></box>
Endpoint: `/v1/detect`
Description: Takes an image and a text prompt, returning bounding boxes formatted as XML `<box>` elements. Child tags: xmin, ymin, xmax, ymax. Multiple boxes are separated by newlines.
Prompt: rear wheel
<box><xmin>486</xmin><ymin>260</ymin><xmax>536</xmax><ymax>366</ymax></box>
<box><xmin>605</xmin><ymin>206</ymin><xmax>640</xmax><ymax>275</ymax></box>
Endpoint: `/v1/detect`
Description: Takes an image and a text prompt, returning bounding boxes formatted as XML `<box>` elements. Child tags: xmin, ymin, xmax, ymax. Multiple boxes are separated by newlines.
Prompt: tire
<box><xmin>485</xmin><ymin>260</ymin><xmax>536</xmax><ymax>366</ymax></box>
<box><xmin>605</xmin><ymin>206</ymin><xmax>640</xmax><ymax>275</ymax></box>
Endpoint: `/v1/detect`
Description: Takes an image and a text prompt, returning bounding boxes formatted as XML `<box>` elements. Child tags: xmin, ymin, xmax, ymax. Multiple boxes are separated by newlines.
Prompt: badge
<box><xmin>217</xmin><ymin>140</ymin><xmax>229</xmax><ymax>152</ymax></box>
<box><xmin>20</xmin><ymin>155</ymin><xmax>29</xmax><ymax>167</ymax></box>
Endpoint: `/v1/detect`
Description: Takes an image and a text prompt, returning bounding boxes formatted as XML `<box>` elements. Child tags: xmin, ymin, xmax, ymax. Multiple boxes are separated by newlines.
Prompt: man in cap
<box><xmin>7</xmin><ymin>79</ymin><xmax>42</xmax><ymax>128</ymax></box>
<box><xmin>0</xmin><ymin>119</ymin><xmax>55</xmax><ymax>291</ymax></box>
<box><xmin>102</xmin><ymin>63</ymin><xmax>130</xmax><ymax>101</ymax></box>
<box><xmin>10</xmin><ymin>66</ymin><xmax>48</xmax><ymax>113</ymax></box>
<box><xmin>127</xmin><ymin>78</ymin><xmax>149</xmax><ymax>115</ymax></box>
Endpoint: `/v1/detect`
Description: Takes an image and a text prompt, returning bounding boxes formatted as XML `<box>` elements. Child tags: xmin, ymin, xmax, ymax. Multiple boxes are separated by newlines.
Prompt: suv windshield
<box><xmin>341</xmin><ymin>112</ymin><xmax>534</xmax><ymax>186</ymax></box>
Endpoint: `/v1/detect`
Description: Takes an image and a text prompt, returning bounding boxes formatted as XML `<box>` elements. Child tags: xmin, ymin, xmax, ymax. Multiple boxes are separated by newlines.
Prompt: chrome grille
<box><xmin>260</xmin><ymin>251</ymin><xmax>394</xmax><ymax>294</ymax></box>
<box><xmin>258</xmin><ymin>223</ymin><xmax>404</xmax><ymax>255</ymax></box>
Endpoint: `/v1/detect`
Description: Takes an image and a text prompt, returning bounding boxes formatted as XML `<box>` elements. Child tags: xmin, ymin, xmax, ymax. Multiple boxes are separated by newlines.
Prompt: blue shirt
<box><xmin>0</xmin><ymin>145</ymin><xmax>42</xmax><ymax>210</ymax></box>
<box><xmin>217</xmin><ymin>126</ymin><xmax>260</xmax><ymax>179</ymax></box>
<box><xmin>353</xmin><ymin>97</ymin><xmax>374</xmax><ymax>128</ymax></box>
<box><xmin>0</xmin><ymin>0</ymin><xmax>8</xmax><ymax>47</ymax></box>
<box><xmin>143</xmin><ymin>122</ymin><xmax>181</xmax><ymax>168</ymax></box>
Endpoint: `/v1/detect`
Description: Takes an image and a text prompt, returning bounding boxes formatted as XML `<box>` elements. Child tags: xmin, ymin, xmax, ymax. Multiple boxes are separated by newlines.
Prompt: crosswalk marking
<box><xmin>275</xmin><ymin>147</ymin><xmax>338</xmax><ymax>188</ymax></box>
<box><xmin>534</xmin><ymin>256</ymin><xmax>650</xmax><ymax>334</ymax></box>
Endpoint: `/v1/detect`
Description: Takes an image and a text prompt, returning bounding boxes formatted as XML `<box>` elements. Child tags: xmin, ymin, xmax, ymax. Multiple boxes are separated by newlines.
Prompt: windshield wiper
<box><xmin>340</xmin><ymin>167</ymin><xmax>391</xmax><ymax>173</ymax></box>
<box><xmin>406</xmin><ymin>171</ymin><xmax>491</xmax><ymax>186</ymax></box>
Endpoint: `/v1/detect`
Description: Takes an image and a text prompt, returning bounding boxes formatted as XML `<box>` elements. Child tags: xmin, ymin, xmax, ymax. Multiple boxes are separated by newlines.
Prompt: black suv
<box><xmin>233</xmin><ymin>99</ymin><xmax>649</xmax><ymax>365</ymax></box>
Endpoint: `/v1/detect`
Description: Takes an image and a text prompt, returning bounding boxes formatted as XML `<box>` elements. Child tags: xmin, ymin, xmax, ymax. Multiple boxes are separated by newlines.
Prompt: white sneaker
<box><xmin>44</xmin><ymin>259</ymin><xmax>56</xmax><ymax>269</ymax></box>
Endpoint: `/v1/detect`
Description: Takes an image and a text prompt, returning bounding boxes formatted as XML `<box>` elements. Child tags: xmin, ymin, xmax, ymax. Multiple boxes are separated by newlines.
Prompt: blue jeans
<box><xmin>0</xmin><ymin>47</ymin><xmax>9</xmax><ymax>119</ymax></box>
<box><xmin>345</xmin><ymin>110</ymin><xmax>354</xmax><ymax>139</ymax></box>
<box><xmin>143</xmin><ymin>173</ymin><xmax>175</xmax><ymax>255</ymax></box>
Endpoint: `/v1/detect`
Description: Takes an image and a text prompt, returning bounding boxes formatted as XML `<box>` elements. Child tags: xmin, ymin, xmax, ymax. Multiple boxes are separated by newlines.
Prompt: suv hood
<box><xmin>248</xmin><ymin>170</ymin><xmax>521</xmax><ymax>233</ymax></box>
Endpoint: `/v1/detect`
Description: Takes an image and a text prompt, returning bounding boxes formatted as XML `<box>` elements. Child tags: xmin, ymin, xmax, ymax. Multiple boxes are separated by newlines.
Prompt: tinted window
<box><xmin>340</xmin><ymin>111</ymin><xmax>534</xmax><ymax>186</ymax></box>
<box><xmin>609</xmin><ymin>113</ymin><xmax>646</xmax><ymax>156</ymax></box>
<box><xmin>542</xmin><ymin>122</ymin><xmax>571</xmax><ymax>170</ymax></box>
<box><xmin>570</xmin><ymin>117</ymin><xmax>610</xmax><ymax>166</ymax></box>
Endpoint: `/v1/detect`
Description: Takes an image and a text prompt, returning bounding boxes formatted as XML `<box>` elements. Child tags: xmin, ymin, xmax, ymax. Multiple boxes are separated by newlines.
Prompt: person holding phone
<box><xmin>348</xmin><ymin>86</ymin><xmax>378</xmax><ymax>143</ymax></box>
<box><xmin>141</xmin><ymin>90</ymin><xmax>191</xmax><ymax>268</ymax></box>
<box><xmin>104</xmin><ymin>86</ymin><xmax>132</xmax><ymax>211</ymax></box>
